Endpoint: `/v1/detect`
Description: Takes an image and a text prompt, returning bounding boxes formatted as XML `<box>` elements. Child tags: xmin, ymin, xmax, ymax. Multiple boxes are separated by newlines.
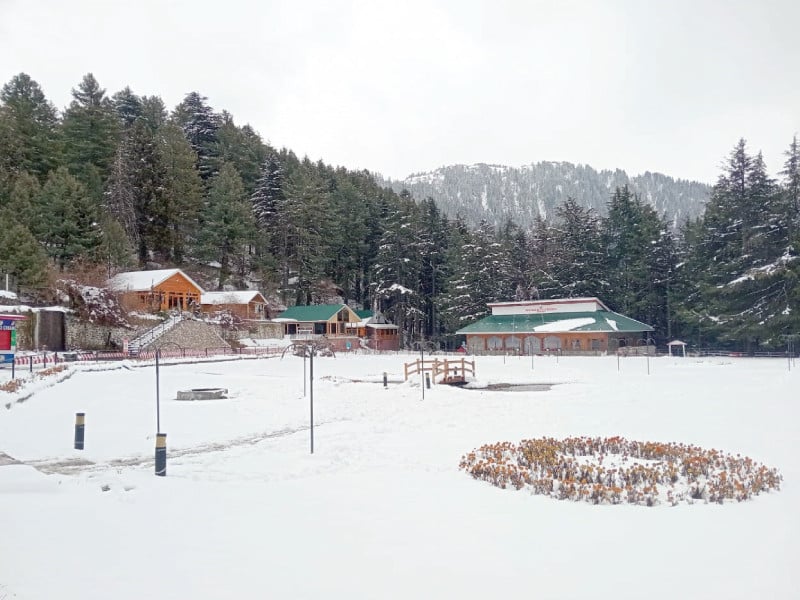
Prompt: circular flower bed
<box><xmin>459</xmin><ymin>436</ymin><xmax>782</xmax><ymax>506</ymax></box>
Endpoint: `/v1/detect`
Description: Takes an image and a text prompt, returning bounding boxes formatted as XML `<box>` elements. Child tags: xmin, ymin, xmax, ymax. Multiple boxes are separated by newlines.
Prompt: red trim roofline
<box><xmin>0</xmin><ymin>314</ymin><xmax>26</xmax><ymax>320</ymax></box>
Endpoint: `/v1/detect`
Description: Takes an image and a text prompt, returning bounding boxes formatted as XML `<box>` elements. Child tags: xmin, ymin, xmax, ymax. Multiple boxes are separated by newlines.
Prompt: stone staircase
<box><xmin>127</xmin><ymin>314</ymin><xmax>184</xmax><ymax>356</ymax></box>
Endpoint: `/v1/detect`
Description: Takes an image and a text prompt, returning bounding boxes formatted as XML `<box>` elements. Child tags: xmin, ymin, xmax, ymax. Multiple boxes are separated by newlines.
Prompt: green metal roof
<box><xmin>455</xmin><ymin>311</ymin><xmax>654</xmax><ymax>335</ymax></box>
<box><xmin>354</xmin><ymin>309</ymin><xmax>374</xmax><ymax>319</ymax></box>
<box><xmin>277</xmin><ymin>304</ymin><xmax>350</xmax><ymax>322</ymax></box>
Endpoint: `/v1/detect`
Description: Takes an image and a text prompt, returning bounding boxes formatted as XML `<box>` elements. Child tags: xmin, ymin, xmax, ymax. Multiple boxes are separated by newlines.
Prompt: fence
<box><xmin>12</xmin><ymin>345</ymin><xmax>284</xmax><ymax>367</ymax></box>
<box><xmin>404</xmin><ymin>357</ymin><xmax>476</xmax><ymax>383</ymax></box>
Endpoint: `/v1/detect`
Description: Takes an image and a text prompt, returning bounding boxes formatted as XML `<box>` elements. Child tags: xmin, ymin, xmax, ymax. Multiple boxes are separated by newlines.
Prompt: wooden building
<box><xmin>108</xmin><ymin>269</ymin><xmax>203</xmax><ymax>313</ymax></box>
<box><xmin>456</xmin><ymin>297</ymin><xmax>653</xmax><ymax>354</ymax></box>
<box><xmin>275</xmin><ymin>304</ymin><xmax>401</xmax><ymax>351</ymax></box>
<box><xmin>346</xmin><ymin>309</ymin><xmax>400</xmax><ymax>351</ymax></box>
<box><xmin>276</xmin><ymin>304</ymin><xmax>362</xmax><ymax>338</ymax></box>
<box><xmin>200</xmin><ymin>291</ymin><xmax>270</xmax><ymax>320</ymax></box>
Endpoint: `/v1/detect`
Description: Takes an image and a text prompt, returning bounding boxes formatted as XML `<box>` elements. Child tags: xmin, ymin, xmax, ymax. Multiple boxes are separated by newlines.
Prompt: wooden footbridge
<box><xmin>403</xmin><ymin>357</ymin><xmax>475</xmax><ymax>385</ymax></box>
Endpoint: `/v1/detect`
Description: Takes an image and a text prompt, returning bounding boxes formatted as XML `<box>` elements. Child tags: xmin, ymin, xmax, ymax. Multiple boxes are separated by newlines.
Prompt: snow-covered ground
<box><xmin>1</xmin><ymin>353</ymin><xmax>798</xmax><ymax>599</ymax></box>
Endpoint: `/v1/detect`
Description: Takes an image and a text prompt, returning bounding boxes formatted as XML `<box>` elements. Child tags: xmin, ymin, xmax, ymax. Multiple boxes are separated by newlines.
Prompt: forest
<box><xmin>1</xmin><ymin>72</ymin><xmax>799</xmax><ymax>351</ymax></box>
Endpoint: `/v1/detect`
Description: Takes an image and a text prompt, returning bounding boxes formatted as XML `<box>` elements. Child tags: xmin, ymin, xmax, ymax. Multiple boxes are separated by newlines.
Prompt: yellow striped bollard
<box><xmin>155</xmin><ymin>433</ymin><xmax>167</xmax><ymax>476</ymax></box>
<box><xmin>74</xmin><ymin>412</ymin><xmax>85</xmax><ymax>450</ymax></box>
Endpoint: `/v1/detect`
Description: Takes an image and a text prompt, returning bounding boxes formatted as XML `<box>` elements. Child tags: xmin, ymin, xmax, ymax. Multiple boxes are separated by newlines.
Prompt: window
<box><xmin>590</xmin><ymin>339</ymin><xmax>601</xmax><ymax>350</ymax></box>
<box><xmin>543</xmin><ymin>336</ymin><xmax>561</xmax><ymax>350</ymax></box>
<box><xmin>524</xmin><ymin>337</ymin><xmax>541</xmax><ymax>353</ymax></box>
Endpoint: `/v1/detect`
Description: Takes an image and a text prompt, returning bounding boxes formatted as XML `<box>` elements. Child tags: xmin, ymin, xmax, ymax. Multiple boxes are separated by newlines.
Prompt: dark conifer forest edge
<box><xmin>1</xmin><ymin>72</ymin><xmax>799</xmax><ymax>351</ymax></box>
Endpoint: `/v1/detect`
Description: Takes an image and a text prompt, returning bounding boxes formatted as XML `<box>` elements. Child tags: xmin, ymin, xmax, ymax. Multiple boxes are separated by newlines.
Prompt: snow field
<box><xmin>1</xmin><ymin>353</ymin><xmax>798</xmax><ymax>599</ymax></box>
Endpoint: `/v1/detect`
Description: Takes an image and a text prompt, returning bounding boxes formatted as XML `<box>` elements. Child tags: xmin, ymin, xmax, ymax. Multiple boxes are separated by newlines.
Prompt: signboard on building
<box><xmin>0</xmin><ymin>315</ymin><xmax>25</xmax><ymax>364</ymax></box>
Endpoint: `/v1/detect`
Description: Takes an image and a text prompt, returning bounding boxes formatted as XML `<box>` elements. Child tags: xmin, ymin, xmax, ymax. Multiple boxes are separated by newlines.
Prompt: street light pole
<box><xmin>155</xmin><ymin>348</ymin><xmax>161</xmax><ymax>433</ymax></box>
<box><xmin>309</xmin><ymin>347</ymin><xmax>314</xmax><ymax>454</ymax></box>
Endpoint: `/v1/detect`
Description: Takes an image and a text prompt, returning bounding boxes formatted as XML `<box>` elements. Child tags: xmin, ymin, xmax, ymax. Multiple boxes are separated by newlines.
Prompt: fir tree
<box><xmin>0</xmin><ymin>73</ymin><xmax>61</xmax><ymax>181</ymax></box>
<box><xmin>172</xmin><ymin>92</ymin><xmax>220</xmax><ymax>181</ymax></box>
<box><xmin>196</xmin><ymin>163</ymin><xmax>255</xmax><ymax>289</ymax></box>
<box><xmin>111</xmin><ymin>86</ymin><xmax>142</xmax><ymax>128</ymax></box>
<box><xmin>61</xmin><ymin>73</ymin><xmax>120</xmax><ymax>201</ymax></box>
<box><xmin>37</xmin><ymin>167</ymin><xmax>101</xmax><ymax>269</ymax></box>
<box><xmin>158</xmin><ymin>122</ymin><xmax>203</xmax><ymax>262</ymax></box>
<box><xmin>0</xmin><ymin>218</ymin><xmax>49</xmax><ymax>291</ymax></box>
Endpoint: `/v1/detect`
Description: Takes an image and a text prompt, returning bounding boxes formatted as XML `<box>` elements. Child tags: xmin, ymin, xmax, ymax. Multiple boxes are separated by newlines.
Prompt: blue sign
<box><xmin>0</xmin><ymin>353</ymin><xmax>13</xmax><ymax>364</ymax></box>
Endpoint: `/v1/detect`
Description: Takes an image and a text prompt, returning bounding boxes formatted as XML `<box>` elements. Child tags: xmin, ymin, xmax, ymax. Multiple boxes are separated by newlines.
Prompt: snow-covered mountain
<box><xmin>381</xmin><ymin>162</ymin><xmax>710</xmax><ymax>228</ymax></box>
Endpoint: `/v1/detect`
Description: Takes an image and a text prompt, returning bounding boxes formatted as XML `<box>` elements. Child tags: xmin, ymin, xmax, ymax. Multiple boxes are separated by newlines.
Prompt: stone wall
<box><xmin>213</xmin><ymin>321</ymin><xmax>284</xmax><ymax>345</ymax></box>
<box><xmin>61</xmin><ymin>314</ymin><xmax>283</xmax><ymax>352</ymax></box>
<box><xmin>65</xmin><ymin>314</ymin><xmax>150</xmax><ymax>351</ymax></box>
<box><xmin>148</xmin><ymin>320</ymin><xmax>230</xmax><ymax>351</ymax></box>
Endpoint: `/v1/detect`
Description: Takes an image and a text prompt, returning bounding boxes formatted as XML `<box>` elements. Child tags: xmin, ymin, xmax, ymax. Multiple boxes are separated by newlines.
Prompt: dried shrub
<box><xmin>460</xmin><ymin>436</ymin><xmax>782</xmax><ymax>507</ymax></box>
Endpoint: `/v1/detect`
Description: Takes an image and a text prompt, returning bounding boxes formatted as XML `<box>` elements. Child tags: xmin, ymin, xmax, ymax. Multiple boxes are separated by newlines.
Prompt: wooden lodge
<box><xmin>200</xmin><ymin>291</ymin><xmax>271</xmax><ymax>320</ymax></box>
<box><xmin>456</xmin><ymin>297</ymin><xmax>653</xmax><ymax>354</ymax></box>
<box><xmin>108</xmin><ymin>269</ymin><xmax>203</xmax><ymax>313</ymax></box>
<box><xmin>346</xmin><ymin>309</ymin><xmax>400</xmax><ymax>351</ymax></box>
<box><xmin>276</xmin><ymin>304</ymin><xmax>361</xmax><ymax>337</ymax></box>
<box><xmin>275</xmin><ymin>304</ymin><xmax>400</xmax><ymax>351</ymax></box>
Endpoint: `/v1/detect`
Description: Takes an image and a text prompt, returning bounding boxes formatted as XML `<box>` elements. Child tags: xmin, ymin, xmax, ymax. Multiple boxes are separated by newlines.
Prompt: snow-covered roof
<box><xmin>366</xmin><ymin>323</ymin><xmax>399</xmax><ymax>330</ymax></box>
<box><xmin>0</xmin><ymin>290</ymin><xmax>18</xmax><ymax>300</ymax></box>
<box><xmin>201</xmin><ymin>291</ymin><xmax>265</xmax><ymax>305</ymax></box>
<box><xmin>667</xmin><ymin>340</ymin><xmax>688</xmax><ymax>346</ymax></box>
<box><xmin>107</xmin><ymin>269</ymin><xmax>204</xmax><ymax>293</ymax></box>
<box><xmin>456</xmin><ymin>311</ymin><xmax>653</xmax><ymax>335</ymax></box>
<box><xmin>529</xmin><ymin>318</ymin><xmax>595</xmax><ymax>332</ymax></box>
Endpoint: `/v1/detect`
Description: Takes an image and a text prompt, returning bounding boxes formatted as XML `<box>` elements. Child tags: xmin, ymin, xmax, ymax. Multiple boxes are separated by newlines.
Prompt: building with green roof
<box><xmin>275</xmin><ymin>304</ymin><xmax>400</xmax><ymax>351</ymax></box>
<box><xmin>455</xmin><ymin>297</ymin><xmax>653</xmax><ymax>354</ymax></box>
<box><xmin>275</xmin><ymin>304</ymin><xmax>361</xmax><ymax>337</ymax></box>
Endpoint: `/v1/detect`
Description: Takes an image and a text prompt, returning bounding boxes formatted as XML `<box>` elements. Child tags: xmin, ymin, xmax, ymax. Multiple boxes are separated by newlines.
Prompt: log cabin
<box><xmin>107</xmin><ymin>269</ymin><xmax>203</xmax><ymax>313</ymax></box>
<box><xmin>200</xmin><ymin>291</ymin><xmax>270</xmax><ymax>320</ymax></box>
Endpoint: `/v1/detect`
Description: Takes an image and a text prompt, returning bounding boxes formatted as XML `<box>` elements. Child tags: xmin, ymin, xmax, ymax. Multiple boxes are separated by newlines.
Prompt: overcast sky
<box><xmin>1</xmin><ymin>0</ymin><xmax>798</xmax><ymax>183</ymax></box>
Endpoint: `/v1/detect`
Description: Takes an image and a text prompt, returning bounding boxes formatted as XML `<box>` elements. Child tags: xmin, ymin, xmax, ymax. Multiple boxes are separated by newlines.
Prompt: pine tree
<box><xmin>97</xmin><ymin>216</ymin><xmax>134</xmax><ymax>277</ymax></box>
<box><xmin>284</xmin><ymin>162</ymin><xmax>331</xmax><ymax>304</ymax></box>
<box><xmin>0</xmin><ymin>73</ymin><xmax>61</xmax><ymax>181</ymax></box>
<box><xmin>158</xmin><ymin>122</ymin><xmax>203</xmax><ymax>262</ymax></box>
<box><xmin>172</xmin><ymin>92</ymin><xmax>220</xmax><ymax>181</ymax></box>
<box><xmin>602</xmin><ymin>185</ymin><xmax>664</xmax><ymax>321</ymax></box>
<box><xmin>61</xmin><ymin>73</ymin><xmax>120</xmax><ymax>201</ymax></box>
<box><xmin>550</xmin><ymin>197</ymin><xmax>605</xmax><ymax>298</ymax></box>
<box><xmin>37</xmin><ymin>167</ymin><xmax>101</xmax><ymax>269</ymax></box>
<box><xmin>4</xmin><ymin>172</ymin><xmax>40</xmax><ymax>230</ymax></box>
<box><xmin>251</xmin><ymin>151</ymin><xmax>286</xmax><ymax>243</ymax></box>
<box><xmin>196</xmin><ymin>163</ymin><xmax>255</xmax><ymax>289</ymax></box>
<box><xmin>111</xmin><ymin>86</ymin><xmax>142</xmax><ymax>128</ymax></box>
<box><xmin>216</xmin><ymin>113</ymin><xmax>266</xmax><ymax>194</ymax></box>
<box><xmin>780</xmin><ymin>135</ymin><xmax>800</xmax><ymax>221</ymax></box>
<box><xmin>683</xmin><ymin>139</ymin><xmax>796</xmax><ymax>349</ymax></box>
<box><xmin>370</xmin><ymin>193</ymin><xmax>422</xmax><ymax>342</ymax></box>
<box><xmin>0</xmin><ymin>218</ymin><xmax>49</xmax><ymax>291</ymax></box>
<box><xmin>439</xmin><ymin>219</ymin><xmax>513</xmax><ymax>331</ymax></box>
<box><xmin>104</xmin><ymin>118</ymin><xmax>165</xmax><ymax>263</ymax></box>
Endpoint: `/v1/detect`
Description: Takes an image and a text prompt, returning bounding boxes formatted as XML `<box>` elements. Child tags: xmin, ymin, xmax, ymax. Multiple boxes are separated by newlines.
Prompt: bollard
<box><xmin>425</xmin><ymin>373</ymin><xmax>431</xmax><ymax>389</ymax></box>
<box><xmin>383</xmin><ymin>372</ymin><xmax>388</xmax><ymax>388</ymax></box>
<box><xmin>74</xmin><ymin>412</ymin><xmax>85</xmax><ymax>450</ymax></box>
<box><xmin>155</xmin><ymin>433</ymin><xmax>167</xmax><ymax>476</ymax></box>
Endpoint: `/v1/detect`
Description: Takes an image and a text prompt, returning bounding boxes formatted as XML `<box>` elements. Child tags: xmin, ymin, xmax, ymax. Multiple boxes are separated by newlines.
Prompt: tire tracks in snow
<box><xmin>24</xmin><ymin>419</ymin><xmax>346</xmax><ymax>475</ymax></box>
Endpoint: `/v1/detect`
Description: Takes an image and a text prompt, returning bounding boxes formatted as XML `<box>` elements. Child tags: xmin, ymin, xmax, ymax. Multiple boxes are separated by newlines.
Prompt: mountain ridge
<box><xmin>380</xmin><ymin>161</ymin><xmax>710</xmax><ymax>229</ymax></box>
